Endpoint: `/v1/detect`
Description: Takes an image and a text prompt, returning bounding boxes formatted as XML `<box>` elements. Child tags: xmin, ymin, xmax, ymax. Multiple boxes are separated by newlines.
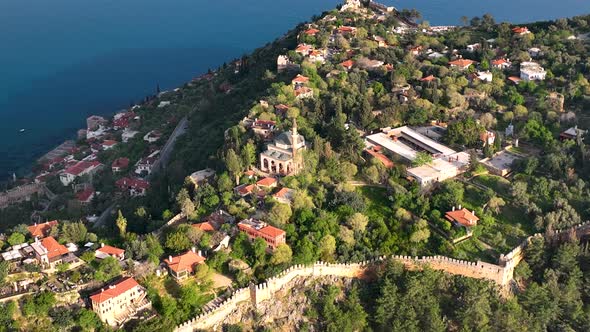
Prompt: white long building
<box><xmin>365</xmin><ymin>126</ymin><xmax>470</xmax><ymax>187</ymax></box>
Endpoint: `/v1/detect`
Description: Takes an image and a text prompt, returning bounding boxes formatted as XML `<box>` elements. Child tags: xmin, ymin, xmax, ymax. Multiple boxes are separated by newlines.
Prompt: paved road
<box><xmin>149</xmin><ymin>116</ymin><xmax>188</xmax><ymax>180</ymax></box>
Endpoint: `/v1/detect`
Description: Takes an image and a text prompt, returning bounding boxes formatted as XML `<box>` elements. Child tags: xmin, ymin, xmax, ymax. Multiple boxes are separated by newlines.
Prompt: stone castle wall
<box><xmin>175</xmin><ymin>220</ymin><xmax>590</xmax><ymax>331</ymax></box>
<box><xmin>0</xmin><ymin>183</ymin><xmax>44</xmax><ymax>209</ymax></box>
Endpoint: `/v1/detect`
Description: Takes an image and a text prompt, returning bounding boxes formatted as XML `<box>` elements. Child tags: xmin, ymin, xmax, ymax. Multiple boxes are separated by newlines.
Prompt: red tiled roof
<box><xmin>294</xmin><ymin>86</ymin><xmax>313</xmax><ymax>96</ymax></box>
<box><xmin>102</xmin><ymin>140</ymin><xmax>117</xmax><ymax>147</ymax></box>
<box><xmin>76</xmin><ymin>188</ymin><xmax>95</xmax><ymax>202</ymax></box>
<box><xmin>97</xmin><ymin>245</ymin><xmax>125</xmax><ymax>256</ymax></box>
<box><xmin>193</xmin><ymin>222</ymin><xmax>215</xmax><ymax>232</ymax></box>
<box><xmin>90</xmin><ymin>277</ymin><xmax>139</xmax><ymax>304</ymax></box>
<box><xmin>420</xmin><ymin>75</ymin><xmax>436</xmax><ymax>82</ymax></box>
<box><xmin>259</xmin><ymin>225</ymin><xmax>286</xmax><ymax>238</ymax></box>
<box><xmin>41</xmin><ymin>236</ymin><xmax>69</xmax><ymax>259</ymax></box>
<box><xmin>337</xmin><ymin>26</ymin><xmax>356</xmax><ymax>33</ymax></box>
<box><xmin>244</xmin><ymin>170</ymin><xmax>256</xmax><ymax>176</ymax></box>
<box><xmin>445</xmin><ymin>208</ymin><xmax>479</xmax><ymax>227</ymax></box>
<box><xmin>64</xmin><ymin>161</ymin><xmax>101</xmax><ymax>176</ymax></box>
<box><xmin>292</xmin><ymin>74</ymin><xmax>309</xmax><ymax>84</ymax></box>
<box><xmin>112</xmin><ymin>157</ymin><xmax>130</xmax><ymax>169</ymax></box>
<box><xmin>448</xmin><ymin>59</ymin><xmax>476</xmax><ymax>68</ymax></box>
<box><xmin>116</xmin><ymin>177</ymin><xmax>150</xmax><ymax>191</ymax></box>
<box><xmin>275</xmin><ymin>104</ymin><xmax>290</xmax><ymax>111</ymax></box>
<box><xmin>340</xmin><ymin>60</ymin><xmax>354</xmax><ymax>68</ymax></box>
<box><xmin>237</xmin><ymin>184</ymin><xmax>255</xmax><ymax>196</ymax></box>
<box><xmin>304</xmin><ymin>28</ymin><xmax>320</xmax><ymax>35</ymax></box>
<box><xmin>28</xmin><ymin>221</ymin><xmax>58</xmax><ymax>238</ymax></box>
<box><xmin>507</xmin><ymin>76</ymin><xmax>521</xmax><ymax>84</ymax></box>
<box><xmin>164</xmin><ymin>250</ymin><xmax>205</xmax><ymax>273</ymax></box>
<box><xmin>273</xmin><ymin>187</ymin><xmax>290</xmax><ymax>198</ymax></box>
<box><xmin>256</xmin><ymin>177</ymin><xmax>277</xmax><ymax>187</ymax></box>
<box><xmin>295</xmin><ymin>44</ymin><xmax>312</xmax><ymax>53</ymax></box>
<box><xmin>512</xmin><ymin>26</ymin><xmax>529</xmax><ymax>34</ymax></box>
<box><xmin>492</xmin><ymin>58</ymin><xmax>509</xmax><ymax>66</ymax></box>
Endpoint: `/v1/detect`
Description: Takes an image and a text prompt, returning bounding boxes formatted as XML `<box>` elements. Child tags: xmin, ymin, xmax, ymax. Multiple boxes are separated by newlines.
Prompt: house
<box><xmin>194</xmin><ymin>210</ymin><xmax>234</xmax><ymax>231</ymax></box>
<box><xmin>238</xmin><ymin>219</ymin><xmax>286</xmax><ymax>251</ymax></box>
<box><xmin>512</xmin><ymin>26</ymin><xmax>530</xmax><ymax>35</ymax></box>
<box><xmin>121</xmin><ymin>129</ymin><xmax>139</xmax><ymax>143</ymax></box>
<box><xmin>448</xmin><ymin>59</ymin><xmax>476</xmax><ymax>70</ymax></box>
<box><xmin>111</xmin><ymin>157</ymin><xmax>130</xmax><ymax>173</ymax></box>
<box><xmin>260</xmin><ymin>120</ymin><xmax>305</xmax><ymax>176</ymax></box>
<box><xmin>188</xmin><ymin>168</ymin><xmax>216</xmax><ymax>187</ymax></box>
<box><xmin>274</xmin><ymin>104</ymin><xmax>290</xmax><ymax>116</ymax></box>
<box><xmin>420</xmin><ymin>75</ymin><xmax>436</xmax><ymax>83</ymax></box>
<box><xmin>560</xmin><ymin>126</ymin><xmax>587</xmax><ymax>140</ymax></box>
<box><xmin>272</xmin><ymin>187</ymin><xmax>296</xmax><ymax>205</ymax></box>
<box><xmin>507</xmin><ymin>76</ymin><xmax>522</xmax><ymax>85</ymax></box>
<box><xmin>31</xmin><ymin>236</ymin><xmax>71</xmax><ymax>269</ymax></box>
<box><xmin>520</xmin><ymin>61</ymin><xmax>546</xmax><ymax>81</ymax></box>
<box><xmin>28</xmin><ymin>220</ymin><xmax>58</xmax><ymax>238</ymax></box>
<box><xmin>340</xmin><ymin>60</ymin><xmax>355</xmax><ymax>70</ymax></box>
<box><xmin>492</xmin><ymin>58</ymin><xmax>511</xmax><ymax>70</ymax></box>
<box><xmin>445</xmin><ymin>207</ymin><xmax>479</xmax><ymax>228</ymax></box>
<box><xmin>60</xmin><ymin>161</ymin><xmax>103</xmax><ymax>186</ymax></box>
<box><xmin>115</xmin><ymin>177</ymin><xmax>150</xmax><ymax>197</ymax></box>
<box><xmin>308</xmin><ymin>49</ymin><xmax>326</xmax><ymax>64</ymax></box>
<box><xmin>76</xmin><ymin>187</ymin><xmax>95</xmax><ymax>205</ymax></box>
<box><xmin>277</xmin><ymin>55</ymin><xmax>297</xmax><ymax>72</ymax></box>
<box><xmin>256</xmin><ymin>177</ymin><xmax>278</xmax><ymax>189</ymax></box>
<box><xmin>291</xmin><ymin>74</ymin><xmax>310</xmax><ymax>88</ymax></box>
<box><xmin>87</xmin><ymin>115</ymin><xmax>108</xmax><ymax>131</ymax></box>
<box><xmin>372</xmin><ymin>35</ymin><xmax>387</xmax><ymax>47</ymax></box>
<box><xmin>90</xmin><ymin>277</ymin><xmax>150</xmax><ymax>326</ymax></box>
<box><xmin>528</xmin><ymin>47</ymin><xmax>542</xmax><ymax>58</ymax></box>
<box><xmin>135</xmin><ymin>150</ymin><xmax>160</xmax><ymax>176</ymax></box>
<box><xmin>476</xmin><ymin>71</ymin><xmax>493</xmax><ymax>82</ymax></box>
<box><xmin>428</xmin><ymin>51</ymin><xmax>445</xmax><ymax>59</ymax></box>
<box><xmin>480</xmin><ymin>130</ymin><xmax>496</xmax><ymax>146</ymax></box>
<box><xmin>234</xmin><ymin>184</ymin><xmax>255</xmax><ymax>197</ymax></box>
<box><xmin>158</xmin><ymin>101</ymin><xmax>171</xmax><ymax>108</ymax></box>
<box><xmin>466</xmin><ymin>43</ymin><xmax>481</xmax><ymax>52</ymax></box>
<box><xmin>409</xmin><ymin>46</ymin><xmax>423</xmax><ymax>56</ymax></box>
<box><xmin>252</xmin><ymin>119</ymin><xmax>276</xmax><ymax>138</ymax></box>
<box><xmin>95</xmin><ymin>243</ymin><xmax>125</xmax><ymax>261</ymax></box>
<box><xmin>303</xmin><ymin>28</ymin><xmax>320</xmax><ymax>36</ymax></box>
<box><xmin>113</xmin><ymin>111</ymin><xmax>136</xmax><ymax>130</ymax></box>
<box><xmin>164</xmin><ymin>248</ymin><xmax>206</xmax><ymax>280</ymax></box>
<box><xmin>336</xmin><ymin>26</ymin><xmax>357</xmax><ymax>35</ymax></box>
<box><xmin>295</xmin><ymin>44</ymin><xmax>313</xmax><ymax>56</ymax></box>
<box><xmin>101</xmin><ymin>140</ymin><xmax>118</xmax><ymax>150</ymax></box>
<box><xmin>294</xmin><ymin>86</ymin><xmax>313</xmax><ymax>100</ymax></box>
<box><xmin>143</xmin><ymin>130</ymin><xmax>162</xmax><ymax>143</ymax></box>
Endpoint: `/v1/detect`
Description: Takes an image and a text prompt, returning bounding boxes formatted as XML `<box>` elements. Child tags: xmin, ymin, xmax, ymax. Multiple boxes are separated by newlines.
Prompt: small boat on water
<box><xmin>19</xmin><ymin>129</ymin><xmax>25</xmax><ymax>133</ymax></box>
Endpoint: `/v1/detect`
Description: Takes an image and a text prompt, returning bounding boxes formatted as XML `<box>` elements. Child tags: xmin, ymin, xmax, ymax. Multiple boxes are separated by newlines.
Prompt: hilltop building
<box><xmin>164</xmin><ymin>248</ymin><xmax>206</xmax><ymax>280</ymax></box>
<box><xmin>260</xmin><ymin>120</ymin><xmax>305</xmax><ymax>176</ymax></box>
<box><xmin>238</xmin><ymin>219</ymin><xmax>286</xmax><ymax>251</ymax></box>
<box><xmin>90</xmin><ymin>277</ymin><xmax>151</xmax><ymax>326</ymax></box>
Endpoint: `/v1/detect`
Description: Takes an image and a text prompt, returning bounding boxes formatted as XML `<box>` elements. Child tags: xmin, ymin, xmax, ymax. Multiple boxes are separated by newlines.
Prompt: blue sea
<box><xmin>1</xmin><ymin>0</ymin><xmax>589</xmax><ymax>179</ymax></box>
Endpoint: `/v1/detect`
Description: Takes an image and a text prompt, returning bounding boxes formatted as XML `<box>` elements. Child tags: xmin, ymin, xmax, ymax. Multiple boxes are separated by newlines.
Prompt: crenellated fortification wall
<box><xmin>175</xmin><ymin>220</ymin><xmax>590</xmax><ymax>331</ymax></box>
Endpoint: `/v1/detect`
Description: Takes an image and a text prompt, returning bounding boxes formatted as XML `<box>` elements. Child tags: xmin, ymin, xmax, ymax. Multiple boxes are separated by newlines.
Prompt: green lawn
<box><xmin>473</xmin><ymin>174</ymin><xmax>512</xmax><ymax>197</ymax></box>
<box><xmin>357</xmin><ymin>186</ymin><xmax>392</xmax><ymax>221</ymax></box>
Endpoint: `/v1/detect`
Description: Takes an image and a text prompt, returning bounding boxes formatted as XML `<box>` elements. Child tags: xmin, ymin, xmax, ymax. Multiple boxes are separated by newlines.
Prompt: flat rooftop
<box><xmin>481</xmin><ymin>151</ymin><xmax>521</xmax><ymax>172</ymax></box>
<box><xmin>366</xmin><ymin>126</ymin><xmax>456</xmax><ymax>161</ymax></box>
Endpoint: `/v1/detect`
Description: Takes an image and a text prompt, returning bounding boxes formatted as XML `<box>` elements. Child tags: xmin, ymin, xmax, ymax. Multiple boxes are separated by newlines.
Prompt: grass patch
<box><xmin>357</xmin><ymin>186</ymin><xmax>392</xmax><ymax>220</ymax></box>
<box><xmin>473</xmin><ymin>174</ymin><xmax>511</xmax><ymax>197</ymax></box>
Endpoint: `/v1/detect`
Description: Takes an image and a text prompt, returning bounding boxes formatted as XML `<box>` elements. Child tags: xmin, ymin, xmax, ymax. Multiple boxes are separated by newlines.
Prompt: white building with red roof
<box><xmin>101</xmin><ymin>140</ymin><xmax>118</xmax><ymax>150</ymax></box>
<box><xmin>95</xmin><ymin>243</ymin><xmax>125</xmax><ymax>261</ymax></box>
<box><xmin>59</xmin><ymin>160</ymin><xmax>103</xmax><ymax>186</ymax></box>
<box><xmin>164</xmin><ymin>248</ymin><xmax>206</xmax><ymax>280</ymax></box>
<box><xmin>135</xmin><ymin>150</ymin><xmax>160</xmax><ymax>176</ymax></box>
<box><xmin>115</xmin><ymin>177</ymin><xmax>150</xmax><ymax>197</ymax></box>
<box><xmin>238</xmin><ymin>218</ymin><xmax>286</xmax><ymax>251</ymax></box>
<box><xmin>28</xmin><ymin>220</ymin><xmax>58</xmax><ymax>238</ymax></box>
<box><xmin>90</xmin><ymin>277</ymin><xmax>150</xmax><ymax>326</ymax></box>
<box><xmin>31</xmin><ymin>236</ymin><xmax>71</xmax><ymax>269</ymax></box>
<box><xmin>111</xmin><ymin>157</ymin><xmax>130</xmax><ymax>173</ymax></box>
<box><xmin>445</xmin><ymin>206</ymin><xmax>479</xmax><ymax>228</ymax></box>
<box><xmin>492</xmin><ymin>58</ymin><xmax>512</xmax><ymax>70</ymax></box>
<box><xmin>76</xmin><ymin>187</ymin><xmax>95</xmax><ymax>205</ymax></box>
<box><xmin>448</xmin><ymin>58</ymin><xmax>476</xmax><ymax>70</ymax></box>
<box><xmin>272</xmin><ymin>187</ymin><xmax>296</xmax><ymax>205</ymax></box>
